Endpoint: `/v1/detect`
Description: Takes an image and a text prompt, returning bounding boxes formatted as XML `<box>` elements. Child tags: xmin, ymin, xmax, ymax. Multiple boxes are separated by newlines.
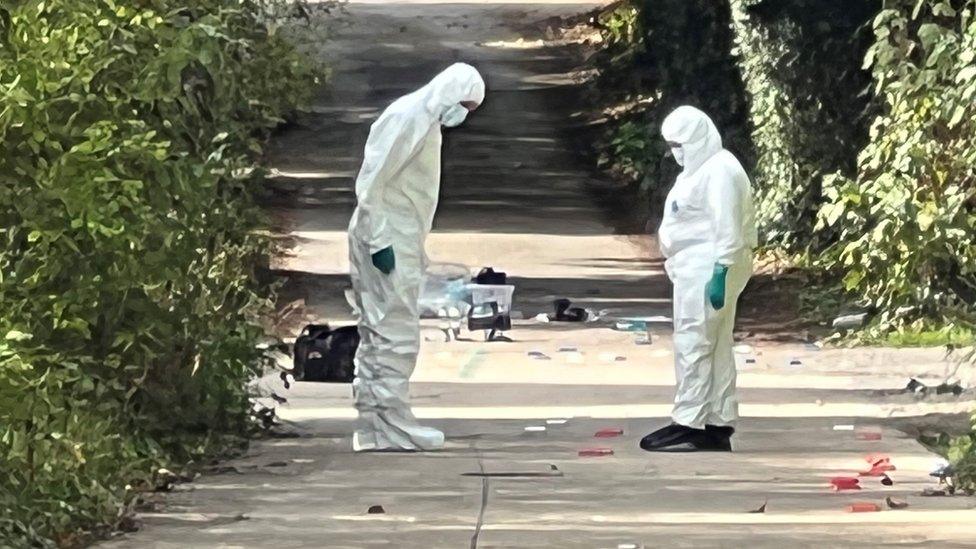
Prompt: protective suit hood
<box><xmin>661</xmin><ymin>106</ymin><xmax>723</xmax><ymax>177</ymax></box>
<box><xmin>410</xmin><ymin>63</ymin><xmax>486</xmax><ymax>123</ymax></box>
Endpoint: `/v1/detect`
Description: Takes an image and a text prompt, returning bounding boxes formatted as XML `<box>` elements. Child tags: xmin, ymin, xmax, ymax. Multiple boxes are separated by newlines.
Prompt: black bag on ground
<box><xmin>474</xmin><ymin>267</ymin><xmax>507</xmax><ymax>285</ymax></box>
<box><xmin>293</xmin><ymin>323</ymin><xmax>360</xmax><ymax>383</ymax></box>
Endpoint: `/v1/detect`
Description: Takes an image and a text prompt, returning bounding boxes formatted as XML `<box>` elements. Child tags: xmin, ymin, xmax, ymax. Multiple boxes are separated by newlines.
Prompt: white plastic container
<box><xmin>467</xmin><ymin>284</ymin><xmax>515</xmax><ymax>315</ymax></box>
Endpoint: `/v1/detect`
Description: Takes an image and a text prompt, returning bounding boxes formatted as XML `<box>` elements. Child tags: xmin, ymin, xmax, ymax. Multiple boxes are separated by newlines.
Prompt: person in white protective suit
<box><xmin>348</xmin><ymin>63</ymin><xmax>485</xmax><ymax>452</ymax></box>
<box><xmin>640</xmin><ymin>106</ymin><xmax>757</xmax><ymax>452</ymax></box>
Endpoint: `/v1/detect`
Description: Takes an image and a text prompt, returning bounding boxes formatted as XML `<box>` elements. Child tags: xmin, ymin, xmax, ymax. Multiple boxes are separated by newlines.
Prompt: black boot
<box><xmin>641</xmin><ymin>424</ymin><xmax>732</xmax><ymax>452</ymax></box>
<box><xmin>638</xmin><ymin>423</ymin><xmax>686</xmax><ymax>450</ymax></box>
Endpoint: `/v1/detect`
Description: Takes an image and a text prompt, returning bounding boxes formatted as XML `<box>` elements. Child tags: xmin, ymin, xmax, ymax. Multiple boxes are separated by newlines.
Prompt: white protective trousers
<box><xmin>658</xmin><ymin>106</ymin><xmax>758</xmax><ymax>430</ymax></box>
<box><xmin>348</xmin><ymin>64</ymin><xmax>485</xmax><ymax>451</ymax></box>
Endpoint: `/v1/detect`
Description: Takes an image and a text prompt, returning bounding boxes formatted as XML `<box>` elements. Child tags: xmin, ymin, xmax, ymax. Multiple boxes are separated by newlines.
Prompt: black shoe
<box><xmin>638</xmin><ymin>423</ymin><xmax>686</xmax><ymax>450</ymax></box>
<box><xmin>706</xmin><ymin>424</ymin><xmax>735</xmax><ymax>438</ymax></box>
<box><xmin>641</xmin><ymin>424</ymin><xmax>732</xmax><ymax>452</ymax></box>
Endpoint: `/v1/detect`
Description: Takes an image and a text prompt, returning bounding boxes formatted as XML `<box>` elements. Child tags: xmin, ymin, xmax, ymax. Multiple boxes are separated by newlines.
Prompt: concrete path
<box><xmin>102</xmin><ymin>2</ymin><xmax>976</xmax><ymax>547</ymax></box>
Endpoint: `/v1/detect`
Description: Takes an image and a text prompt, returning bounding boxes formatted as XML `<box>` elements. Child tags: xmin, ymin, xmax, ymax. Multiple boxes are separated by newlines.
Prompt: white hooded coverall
<box><xmin>658</xmin><ymin>106</ymin><xmax>758</xmax><ymax>430</ymax></box>
<box><xmin>348</xmin><ymin>63</ymin><xmax>486</xmax><ymax>451</ymax></box>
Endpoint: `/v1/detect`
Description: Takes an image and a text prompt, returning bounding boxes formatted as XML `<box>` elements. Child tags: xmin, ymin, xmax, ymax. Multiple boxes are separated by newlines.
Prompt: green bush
<box><xmin>0</xmin><ymin>1</ymin><xmax>316</xmax><ymax>545</ymax></box>
<box><xmin>814</xmin><ymin>0</ymin><xmax>976</xmax><ymax>330</ymax></box>
<box><xmin>591</xmin><ymin>0</ymin><xmax>750</xmax><ymax>214</ymax></box>
<box><xmin>731</xmin><ymin>0</ymin><xmax>879</xmax><ymax>250</ymax></box>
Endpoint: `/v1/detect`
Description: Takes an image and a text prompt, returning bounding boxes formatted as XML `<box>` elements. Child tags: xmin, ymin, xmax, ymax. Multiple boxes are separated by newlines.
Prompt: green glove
<box><xmin>707</xmin><ymin>263</ymin><xmax>728</xmax><ymax>310</ymax></box>
<box><xmin>371</xmin><ymin>246</ymin><xmax>395</xmax><ymax>274</ymax></box>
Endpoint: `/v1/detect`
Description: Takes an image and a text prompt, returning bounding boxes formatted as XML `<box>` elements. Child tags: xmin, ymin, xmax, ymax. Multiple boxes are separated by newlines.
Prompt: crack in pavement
<box><xmin>470</xmin><ymin>448</ymin><xmax>489</xmax><ymax>549</ymax></box>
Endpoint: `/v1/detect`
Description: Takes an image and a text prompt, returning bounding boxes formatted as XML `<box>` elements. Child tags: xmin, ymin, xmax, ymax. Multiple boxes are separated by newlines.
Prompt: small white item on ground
<box><xmin>617</xmin><ymin>543</ymin><xmax>641</xmax><ymax>549</ymax></box>
<box><xmin>534</xmin><ymin>313</ymin><xmax>550</xmax><ymax>323</ymax></box>
<box><xmin>733</xmin><ymin>344</ymin><xmax>754</xmax><ymax>354</ymax></box>
<box><xmin>635</xmin><ymin>336</ymin><xmax>652</xmax><ymax>345</ymax></box>
<box><xmin>832</xmin><ymin>312</ymin><xmax>867</xmax><ymax>329</ymax></box>
<box><xmin>524</xmin><ymin>425</ymin><xmax>546</xmax><ymax>432</ymax></box>
<box><xmin>546</xmin><ymin>418</ymin><xmax>569</xmax><ymax>425</ymax></box>
<box><xmin>833</xmin><ymin>424</ymin><xmax>855</xmax><ymax>431</ymax></box>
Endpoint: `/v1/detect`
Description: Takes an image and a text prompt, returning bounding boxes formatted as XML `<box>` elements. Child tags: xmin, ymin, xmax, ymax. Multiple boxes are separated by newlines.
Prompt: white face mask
<box><xmin>440</xmin><ymin>104</ymin><xmax>469</xmax><ymax>127</ymax></box>
<box><xmin>670</xmin><ymin>146</ymin><xmax>685</xmax><ymax>167</ymax></box>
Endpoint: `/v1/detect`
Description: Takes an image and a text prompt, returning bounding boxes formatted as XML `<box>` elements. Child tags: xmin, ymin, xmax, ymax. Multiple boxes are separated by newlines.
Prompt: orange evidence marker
<box><xmin>578</xmin><ymin>447</ymin><xmax>614</xmax><ymax>457</ymax></box>
<box><xmin>847</xmin><ymin>502</ymin><xmax>881</xmax><ymax>513</ymax></box>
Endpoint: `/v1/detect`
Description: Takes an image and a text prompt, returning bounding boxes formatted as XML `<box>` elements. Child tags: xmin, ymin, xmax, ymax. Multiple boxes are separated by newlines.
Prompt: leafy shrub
<box><xmin>814</xmin><ymin>0</ymin><xmax>976</xmax><ymax>330</ymax></box>
<box><xmin>0</xmin><ymin>1</ymin><xmax>316</xmax><ymax>545</ymax></box>
<box><xmin>731</xmin><ymin>0</ymin><xmax>880</xmax><ymax>250</ymax></box>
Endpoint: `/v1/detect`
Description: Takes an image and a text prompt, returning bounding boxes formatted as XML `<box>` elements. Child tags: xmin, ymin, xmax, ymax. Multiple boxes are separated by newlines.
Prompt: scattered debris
<box><xmin>860</xmin><ymin>463</ymin><xmax>896</xmax><ymax>477</ymax></box>
<box><xmin>930</xmin><ymin>460</ymin><xmax>955</xmax><ymax>480</ymax></box>
<box><xmin>635</xmin><ymin>336</ymin><xmax>653</xmax><ymax>345</ymax></box>
<box><xmin>524</xmin><ymin>425</ymin><xmax>547</xmax><ymax>433</ymax></box>
<box><xmin>748</xmin><ymin>501</ymin><xmax>767</xmax><ymax>514</ymax></box>
<box><xmin>744</xmin><ymin>357</ymin><xmax>757</xmax><ymax>365</ymax></box>
<box><xmin>367</xmin><ymin>505</ymin><xmax>386</xmax><ymax>514</ymax></box>
<box><xmin>787</xmin><ymin>358</ymin><xmax>803</xmax><ymax>367</ymax></box>
<box><xmin>527</xmin><ymin>350</ymin><xmax>551</xmax><ymax>360</ymax></box>
<box><xmin>733</xmin><ymin>344</ymin><xmax>753</xmax><ymax>354</ymax></box>
<box><xmin>552</xmin><ymin>298</ymin><xmax>588</xmax><ymax>322</ymax></box>
<box><xmin>594</xmin><ymin>428</ymin><xmax>624</xmax><ymax>438</ymax></box>
<box><xmin>846</xmin><ymin>502</ymin><xmax>880</xmax><ymax>513</ymax></box>
<box><xmin>265</xmin><ymin>461</ymin><xmax>288</xmax><ymax>468</ymax></box>
<box><xmin>881</xmin><ymin>475</ymin><xmax>894</xmax><ymax>486</ymax></box>
<box><xmin>534</xmin><ymin>313</ymin><xmax>551</xmax><ymax>323</ymax></box>
<box><xmin>614</xmin><ymin>321</ymin><xmax>646</xmax><ymax>332</ymax></box>
<box><xmin>866</xmin><ymin>453</ymin><xmax>890</xmax><ymax>465</ymax></box>
<box><xmin>546</xmin><ymin>418</ymin><xmax>569</xmax><ymax>425</ymax></box>
<box><xmin>578</xmin><ymin>447</ymin><xmax>614</xmax><ymax>457</ymax></box>
<box><xmin>830</xmin><ymin>477</ymin><xmax>861</xmax><ymax>491</ymax></box>
<box><xmin>558</xmin><ymin>346</ymin><xmax>579</xmax><ymax>353</ymax></box>
<box><xmin>599</xmin><ymin>352</ymin><xmax>626</xmax><ymax>362</ymax></box>
<box><xmin>617</xmin><ymin>544</ymin><xmax>641</xmax><ymax>549</ymax></box>
<box><xmin>854</xmin><ymin>426</ymin><xmax>883</xmax><ymax>441</ymax></box>
<box><xmin>832</xmin><ymin>312</ymin><xmax>867</xmax><ymax>329</ymax></box>
<box><xmin>885</xmin><ymin>496</ymin><xmax>909</xmax><ymax>509</ymax></box>
<box><xmin>921</xmin><ymin>487</ymin><xmax>949</xmax><ymax>497</ymax></box>
<box><xmin>280</xmin><ymin>371</ymin><xmax>294</xmax><ymax>389</ymax></box>
<box><xmin>833</xmin><ymin>424</ymin><xmax>855</xmax><ymax>431</ymax></box>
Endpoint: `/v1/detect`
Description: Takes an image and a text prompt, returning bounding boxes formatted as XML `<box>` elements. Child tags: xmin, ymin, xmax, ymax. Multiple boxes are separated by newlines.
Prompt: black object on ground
<box><xmin>474</xmin><ymin>267</ymin><xmax>507</xmax><ymax>285</ymax></box>
<box><xmin>640</xmin><ymin>424</ymin><xmax>732</xmax><ymax>452</ymax></box>
<box><xmin>553</xmin><ymin>298</ymin><xmax>588</xmax><ymax>322</ymax></box>
<box><xmin>881</xmin><ymin>475</ymin><xmax>894</xmax><ymax>486</ymax></box>
<box><xmin>885</xmin><ymin>496</ymin><xmax>909</xmax><ymax>509</ymax></box>
<box><xmin>748</xmin><ymin>501</ymin><xmax>767</xmax><ymax>514</ymax></box>
<box><xmin>293</xmin><ymin>323</ymin><xmax>359</xmax><ymax>383</ymax></box>
<box><xmin>367</xmin><ymin>505</ymin><xmax>386</xmax><ymax>514</ymax></box>
<box><xmin>469</xmin><ymin>300</ymin><xmax>512</xmax><ymax>335</ymax></box>
<box><xmin>904</xmin><ymin>378</ymin><xmax>964</xmax><ymax>397</ymax></box>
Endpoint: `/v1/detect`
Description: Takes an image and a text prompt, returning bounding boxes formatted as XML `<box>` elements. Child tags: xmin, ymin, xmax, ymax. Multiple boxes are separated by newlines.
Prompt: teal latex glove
<box><xmin>707</xmin><ymin>264</ymin><xmax>728</xmax><ymax>310</ymax></box>
<box><xmin>371</xmin><ymin>246</ymin><xmax>395</xmax><ymax>274</ymax></box>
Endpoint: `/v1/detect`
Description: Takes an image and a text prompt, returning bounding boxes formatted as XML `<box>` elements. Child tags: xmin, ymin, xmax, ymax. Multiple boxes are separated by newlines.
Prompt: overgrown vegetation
<box><xmin>588</xmin><ymin>0</ymin><xmax>975</xmax><ymax>492</ymax></box>
<box><xmin>0</xmin><ymin>1</ymin><xmax>317</xmax><ymax>545</ymax></box>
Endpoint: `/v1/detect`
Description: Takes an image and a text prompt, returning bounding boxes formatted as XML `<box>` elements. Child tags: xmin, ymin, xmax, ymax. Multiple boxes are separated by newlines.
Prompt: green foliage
<box><xmin>591</xmin><ymin>0</ymin><xmax>750</xmax><ymax>214</ymax></box>
<box><xmin>0</xmin><ymin>1</ymin><xmax>317</xmax><ymax>545</ymax></box>
<box><xmin>731</xmin><ymin>0</ymin><xmax>880</xmax><ymax>250</ymax></box>
<box><xmin>814</xmin><ymin>0</ymin><xmax>976</xmax><ymax>329</ymax></box>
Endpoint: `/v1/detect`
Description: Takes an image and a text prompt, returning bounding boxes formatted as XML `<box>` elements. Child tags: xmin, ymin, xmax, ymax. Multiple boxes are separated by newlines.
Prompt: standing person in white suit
<box><xmin>640</xmin><ymin>106</ymin><xmax>757</xmax><ymax>452</ymax></box>
<box><xmin>348</xmin><ymin>63</ymin><xmax>485</xmax><ymax>452</ymax></box>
